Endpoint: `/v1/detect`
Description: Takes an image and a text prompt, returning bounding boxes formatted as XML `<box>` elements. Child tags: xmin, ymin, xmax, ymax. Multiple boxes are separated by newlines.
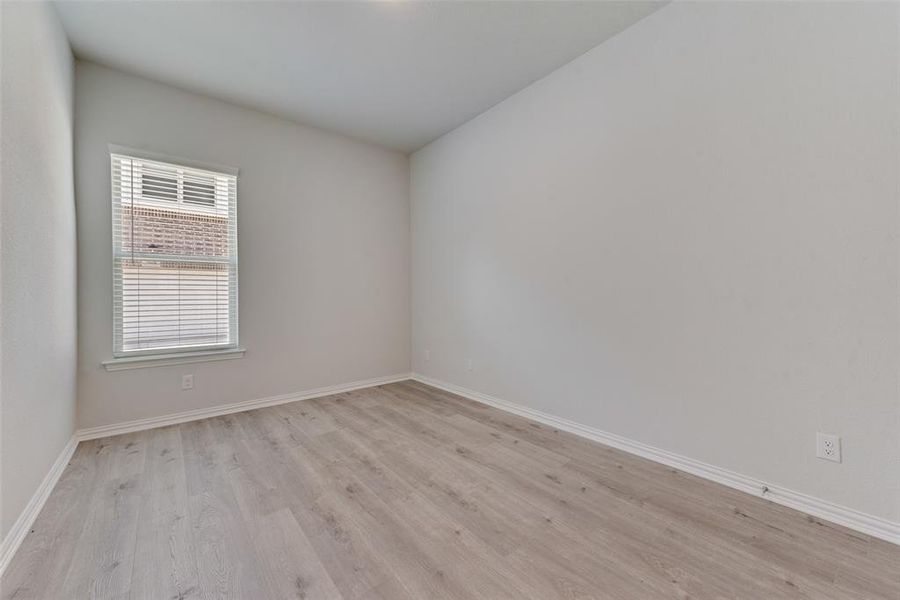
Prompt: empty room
<box><xmin>1</xmin><ymin>0</ymin><xmax>898</xmax><ymax>598</ymax></box>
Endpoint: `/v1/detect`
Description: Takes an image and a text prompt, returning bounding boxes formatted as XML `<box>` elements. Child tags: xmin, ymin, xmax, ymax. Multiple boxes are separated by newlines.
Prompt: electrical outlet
<box><xmin>424</xmin><ymin>349</ymin><xmax>430</xmax><ymax>362</ymax></box>
<box><xmin>466</xmin><ymin>358</ymin><xmax>473</xmax><ymax>371</ymax></box>
<box><xmin>182</xmin><ymin>374</ymin><xmax>194</xmax><ymax>391</ymax></box>
<box><xmin>816</xmin><ymin>432</ymin><xmax>841</xmax><ymax>463</ymax></box>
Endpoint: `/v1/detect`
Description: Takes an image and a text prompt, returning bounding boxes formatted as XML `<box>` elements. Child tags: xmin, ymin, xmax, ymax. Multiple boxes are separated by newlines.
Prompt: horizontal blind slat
<box><xmin>112</xmin><ymin>153</ymin><xmax>238</xmax><ymax>354</ymax></box>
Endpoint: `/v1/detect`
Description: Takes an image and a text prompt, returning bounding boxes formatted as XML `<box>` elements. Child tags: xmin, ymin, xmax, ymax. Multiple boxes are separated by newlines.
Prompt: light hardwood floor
<box><xmin>2</xmin><ymin>380</ymin><xmax>898</xmax><ymax>599</ymax></box>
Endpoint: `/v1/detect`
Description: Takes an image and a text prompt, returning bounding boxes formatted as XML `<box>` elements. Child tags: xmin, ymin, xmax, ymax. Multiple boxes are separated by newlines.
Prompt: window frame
<box><xmin>106</xmin><ymin>145</ymin><xmax>241</xmax><ymax>365</ymax></box>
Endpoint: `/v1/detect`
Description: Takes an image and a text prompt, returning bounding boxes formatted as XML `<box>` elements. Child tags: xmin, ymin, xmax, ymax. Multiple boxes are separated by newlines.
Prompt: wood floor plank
<box><xmin>179</xmin><ymin>421</ymin><xmax>274</xmax><ymax>599</ymax></box>
<box><xmin>57</xmin><ymin>433</ymin><xmax>146</xmax><ymax>600</ymax></box>
<box><xmin>128</xmin><ymin>426</ymin><xmax>200</xmax><ymax>600</ymax></box>
<box><xmin>1</xmin><ymin>441</ymin><xmax>110</xmax><ymax>600</ymax></box>
<box><xmin>3</xmin><ymin>381</ymin><xmax>898</xmax><ymax>600</ymax></box>
<box><xmin>227</xmin><ymin>450</ymin><xmax>343</xmax><ymax>600</ymax></box>
<box><xmin>234</xmin><ymin>426</ymin><xmax>398</xmax><ymax>599</ymax></box>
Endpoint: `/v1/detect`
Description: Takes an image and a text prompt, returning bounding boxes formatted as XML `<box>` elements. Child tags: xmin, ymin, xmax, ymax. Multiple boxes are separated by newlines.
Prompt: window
<box><xmin>111</xmin><ymin>152</ymin><xmax>238</xmax><ymax>357</ymax></box>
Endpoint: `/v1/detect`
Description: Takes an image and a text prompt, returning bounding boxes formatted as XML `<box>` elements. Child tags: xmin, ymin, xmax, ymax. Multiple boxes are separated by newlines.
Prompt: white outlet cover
<box><xmin>816</xmin><ymin>432</ymin><xmax>841</xmax><ymax>463</ymax></box>
<box><xmin>182</xmin><ymin>374</ymin><xmax>194</xmax><ymax>390</ymax></box>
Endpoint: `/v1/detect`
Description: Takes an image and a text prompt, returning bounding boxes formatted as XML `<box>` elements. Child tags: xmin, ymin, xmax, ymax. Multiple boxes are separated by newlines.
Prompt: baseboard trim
<box><xmin>76</xmin><ymin>372</ymin><xmax>413</xmax><ymax>441</ymax></box>
<box><xmin>0</xmin><ymin>434</ymin><xmax>79</xmax><ymax>577</ymax></box>
<box><xmin>410</xmin><ymin>373</ymin><xmax>900</xmax><ymax>546</ymax></box>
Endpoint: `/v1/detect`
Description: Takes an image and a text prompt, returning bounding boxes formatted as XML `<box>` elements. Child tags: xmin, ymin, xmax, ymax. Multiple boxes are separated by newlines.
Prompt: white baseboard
<box><xmin>76</xmin><ymin>372</ymin><xmax>413</xmax><ymax>441</ymax></box>
<box><xmin>6</xmin><ymin>370</ymin><xmax>893</xmax><ymax>583</ymax></box>
<box><xmin>411</xmin><ymin>373</ymin><xmax>900</xmax><ymax>546</ymax></box>
<box><xmin>0</xmin><ymin>434</ymin><xmax>79</xmax><ymax>577</ymax></box>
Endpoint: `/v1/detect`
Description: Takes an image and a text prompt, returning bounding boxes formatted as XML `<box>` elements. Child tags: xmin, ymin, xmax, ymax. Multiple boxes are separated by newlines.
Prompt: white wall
<box><xmin>411</xmin><ymin>1</ymin><xmax>899</xmax><ymax>523</ymax></box>
<box><xmin>76</xmin><ymin>62</ymin><xmax>410</xmax><ymax>429</ymax></box>
<box><xmin>1</xmin><ymin>2</ymin><xmax>77</xmax><ymax>539</ymax></box>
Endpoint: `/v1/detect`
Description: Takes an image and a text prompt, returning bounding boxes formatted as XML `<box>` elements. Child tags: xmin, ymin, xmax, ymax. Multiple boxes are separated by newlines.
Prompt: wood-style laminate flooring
<box><xmin>3</xmin><ymin>380</ymin><xmax>898</xmax><ymax>599</ymax></box>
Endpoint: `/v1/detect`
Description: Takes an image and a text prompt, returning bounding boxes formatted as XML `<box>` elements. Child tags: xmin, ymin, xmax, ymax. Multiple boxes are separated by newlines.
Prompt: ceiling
<box><xmin>55</xmin><ymin>1</ymin><xmax>666</xmax><ymax>152</ymax></box>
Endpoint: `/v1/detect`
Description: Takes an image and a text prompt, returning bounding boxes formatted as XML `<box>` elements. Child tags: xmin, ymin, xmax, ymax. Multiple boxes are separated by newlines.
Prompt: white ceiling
<box><xmin>55</xmin><ymin>1</ymin><xmax>666</xmax><ymax>152</ymax></box>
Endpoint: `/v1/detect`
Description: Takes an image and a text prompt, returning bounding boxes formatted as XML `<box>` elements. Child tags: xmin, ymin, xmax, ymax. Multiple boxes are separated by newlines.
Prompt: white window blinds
<box><xmin>111</xmin><ymin>153</ymin><xmax>238</xmax><ymax>356</ymax></box>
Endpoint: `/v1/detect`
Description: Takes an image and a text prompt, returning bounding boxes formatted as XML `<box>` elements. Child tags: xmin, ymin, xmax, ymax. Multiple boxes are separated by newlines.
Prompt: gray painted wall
<box><xmin>1</xmin><ymin>1</ymin><xmax>77</xmax><ymax>539</ymax></box>
<box><xmin>411</xmin><ymin>1</ymin><xmax>900</xmax><ymax>522</ymax></box>
<box><xmin>75</xmin><ymin>62</ymin><xmax>411</xmax><ymax>429</ymax></box>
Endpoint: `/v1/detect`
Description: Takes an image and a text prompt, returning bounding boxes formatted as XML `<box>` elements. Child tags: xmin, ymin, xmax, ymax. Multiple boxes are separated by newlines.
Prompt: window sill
<box><xmin>102</xmin><ymin>347</ymin><xmax>245</xmax><ymax>371</ymax></box>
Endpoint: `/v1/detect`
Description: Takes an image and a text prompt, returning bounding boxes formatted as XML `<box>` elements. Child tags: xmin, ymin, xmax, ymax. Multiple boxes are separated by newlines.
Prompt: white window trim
<box><xmin>103</xmin><ymin>347</ymin><xmax>246</xmax><ymax>372</ymax></box>
<box><xmin>106</xmin><ymin>144</ymin><xmax>242</xmax><ymax>367</ymax></box>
